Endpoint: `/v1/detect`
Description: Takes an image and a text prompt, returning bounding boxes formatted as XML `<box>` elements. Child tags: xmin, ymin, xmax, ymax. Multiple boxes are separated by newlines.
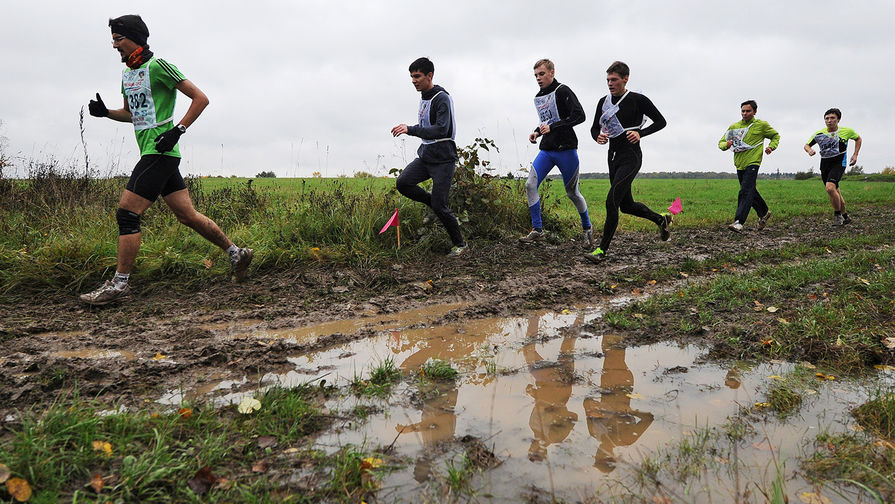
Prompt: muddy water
<box><xmin>166</xmin><ymin>303</ymin><xmax>890</xmax><ymax>503</ymax></box>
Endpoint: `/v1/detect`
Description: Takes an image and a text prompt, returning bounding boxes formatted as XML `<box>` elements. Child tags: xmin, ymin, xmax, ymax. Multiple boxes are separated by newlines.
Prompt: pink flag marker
<box><xmin>379</xmin><ymin>208</ymin><xmax>401</xmax><ymax>249</ymax></box>
<box><xmin>667</xmin><ymin>197</ymin><xmax>683</xmax><ymax>215</ymax></box>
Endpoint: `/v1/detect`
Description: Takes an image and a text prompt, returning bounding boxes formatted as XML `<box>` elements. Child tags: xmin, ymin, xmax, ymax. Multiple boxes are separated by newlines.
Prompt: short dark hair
<box><xmin>741</xmin><ymin>100</ymin><xmax>758</xmax><ymax>112</ymax></box>
<box><xmin>409</xmin><ymin>57</ymin><xmax>434</xmax><ymax>75</ymax></box>
<box><xmin>824</xmin><ymin>108</ymin><xmax>841</xmax><ymax>119</ymax></box>
<box><xmin>606</xmin><ymin>61</ymin><xmax>629</xmax><ymax>78</ymax></box>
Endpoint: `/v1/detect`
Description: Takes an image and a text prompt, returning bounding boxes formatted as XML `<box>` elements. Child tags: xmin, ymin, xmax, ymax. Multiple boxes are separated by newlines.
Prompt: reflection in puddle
<box><xmin>162</xmin><ymin>301</ymin><xmax>891</xmax><ymax>503</ymax></box>
<box><xmin>52</xmin><ymin>349</ymin><xmax>136</xmax><ymax>360</ymax></box>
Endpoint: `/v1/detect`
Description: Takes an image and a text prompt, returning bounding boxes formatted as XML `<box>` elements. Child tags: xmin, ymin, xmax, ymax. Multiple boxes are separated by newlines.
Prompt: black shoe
<box><xmin>658</xmin><ymin>213</ymin><xmax>672</xmax><ymax>241</ymax></box>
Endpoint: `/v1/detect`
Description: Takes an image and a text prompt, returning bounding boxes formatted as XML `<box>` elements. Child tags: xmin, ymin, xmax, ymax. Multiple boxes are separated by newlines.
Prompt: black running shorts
<box><xmin>125</xmin><ymin>154</ymin><xmax>187</xmax><ymax>202</ymax></box>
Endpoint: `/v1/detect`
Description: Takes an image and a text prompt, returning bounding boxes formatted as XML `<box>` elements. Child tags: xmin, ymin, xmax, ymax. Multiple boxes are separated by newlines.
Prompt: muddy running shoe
<box><xmin>842</xmin><ymin>213</ymin><xmax>852</xmax><ymax>225</ymax></box>
<box><xmin>658</xmin><ymin>213</ymin><xmax>672</xmax><ymax>241</ymax></box>
<box><xmin>583</xmin><ymin>227</ymin><xmax>594</xmax><ymax>248</ymax></box>
<box><xmin>728</xmin><ymin>221</ymin><xmax>743</xmax><ymax>233</ymax></box>
<box><xmin>519</xmin><ymin>229</ymin><xmax>544</xmax><ymax>243</ymax></box>
<box><xmin>448</xmin><ymin>244</ymin><xmax>468</xmax><ymax>257</ymax></box>
<box><xmin>79</xmin><ymin>280</ymin><xmax>131</xmax><ymax>306</ymax></box>
<box><xmin>230</xmin><ymin>247</ymin><xmax>254</xmax><ymax>282</ymax></box>
<box><xmin>832</xmin><ymin>214</ymin><xmax>844</xmax><ymax>227</ymax></box>
<box><xmin>584</xmin><ymin>247</ymin><xmax>607</xmax><ymax>264</ymax></box>
<box><xmin>757</xmin><ymin>210</ymin><xmax>772</xmax><ymax>230</ymax></box>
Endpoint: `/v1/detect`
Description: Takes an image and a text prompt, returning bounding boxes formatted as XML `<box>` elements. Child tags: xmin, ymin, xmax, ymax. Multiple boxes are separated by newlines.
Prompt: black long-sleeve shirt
<box><xmin>407</xmin><ymin>85</ymin><xmax>458</xmax><ymax>164</ymax></box>
<box><xmin>590</xmin><ymin>92</ymin><xmax>666</xmax><ymax>154</ymax></box>
<box><xmin>533</xmin><ymin>80</ymin><xmax>586</xmax><ymax>151</ymax></box>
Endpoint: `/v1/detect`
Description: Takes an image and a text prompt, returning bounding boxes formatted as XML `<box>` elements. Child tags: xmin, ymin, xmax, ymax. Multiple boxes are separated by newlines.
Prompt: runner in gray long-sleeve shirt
<box><xmin>391</xmin><ymin>57</ymin><xmax>467</xmax><ymax>256</ymax></box>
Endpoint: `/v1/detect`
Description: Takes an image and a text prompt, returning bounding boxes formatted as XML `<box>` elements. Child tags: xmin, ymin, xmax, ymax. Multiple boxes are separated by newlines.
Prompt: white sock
<box><xmin>226</xmin><ymin>244</ymin><xmax>239</xmax><ymax>259</ymax></box>
<box><xmin>113</xmin><ymin>272</ymin><xmax>129</xmax><ymax>287</ymax></box>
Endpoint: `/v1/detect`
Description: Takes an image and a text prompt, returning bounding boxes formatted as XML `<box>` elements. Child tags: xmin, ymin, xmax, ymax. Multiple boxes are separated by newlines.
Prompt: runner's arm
<box><xmin>637</xmin><ymin>95</ymin><xmax>666</xmax><ymax>138</ymax></box>
<box><xmin>549</xmin><ymin>86</ymin><xmax>586</xmax><ymax>130</ymax></box>
<box><xmin>174</xmin><ymin>79</ymin><xmax>209</xmax><ymax>129</ymax></box>
<box><xmin>850</xmin><ymin>136</ymin><xmax>862</xmax><ymax>165</ymax></box>
<box><xmin>803</xmin><ymin>143</ymin><xmax>816</xmax><ymax>156</ymax></box>
<box><xmin>106</xmin><ymin>95</ymin><xmax>133</xmax><ymax>123</ymax></box>
<box><xmin>590</xmin><ymin>97</ymin><xmax>606</xmax><ymax>142</ymax></box>
<box><xmin>765</xmin><ymin>123</ymin><xmax>780</xmax><ymax>151</ymax></box>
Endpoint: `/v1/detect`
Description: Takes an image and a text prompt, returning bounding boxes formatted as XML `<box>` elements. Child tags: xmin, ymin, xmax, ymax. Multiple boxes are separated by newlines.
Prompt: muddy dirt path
<box><xmin>0</xmin><ymin>208</ymin><xmax>890</xmax><ymax>418</ymax></box>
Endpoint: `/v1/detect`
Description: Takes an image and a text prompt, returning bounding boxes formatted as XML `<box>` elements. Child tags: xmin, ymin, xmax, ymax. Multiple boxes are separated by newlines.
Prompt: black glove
<box><xmin>154</xmin><ymin>126</ymin><xmax>184</xmax><ymax>153</ymax></box>
<box><xmin>88</xmin><ymin>93</ymin><xmax>109</xmax><ymax>117</ymax></box>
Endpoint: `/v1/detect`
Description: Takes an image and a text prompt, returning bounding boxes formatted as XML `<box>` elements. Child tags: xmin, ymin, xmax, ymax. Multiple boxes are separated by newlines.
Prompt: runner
<box><xmin>80</xmin><ymin>15</ymin><xmax>253</xmax><ymax>306</ymax></box>
<box><xmin>585</xmin><ymin>61</ymin><xmax>671</xmax><ymax>264</ymax></box>
<box><xmin>803</xmin><ymin>108</ymin><xmax>861</xmax><ymax>226</ymax></box>
<box><xmin>391</xmin><ymin>57</ymin><xmax>467</xmax><ymax>256</ymax></box>
<box><xmin>718</xmin><ymin>100</ymin><xmax>779</xmax><ymax>233</ymax></box>
<box><xmin>520</xmin><ymin>59</ymin><xmax>592</xmax><ymax>246</ymax></box>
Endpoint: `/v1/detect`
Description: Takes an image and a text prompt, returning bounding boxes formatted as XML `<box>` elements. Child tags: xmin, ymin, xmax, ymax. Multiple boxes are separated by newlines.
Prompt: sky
<box><xmin>1</xmin><ymin>1</ymin><xmax>892</xmax><ymax>178</ymax></box>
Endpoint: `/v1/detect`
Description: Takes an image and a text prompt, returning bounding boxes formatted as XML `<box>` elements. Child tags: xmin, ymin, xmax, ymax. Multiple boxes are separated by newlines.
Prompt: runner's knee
<box><xmin>825</xmin><ymin>182</ymin><xmax>837</xmax><ymax>193</ymax></box>
<box><xmin>116</xmin><ymin>208</ymin><xmax>141</xmax><ymax>236</ymax></box>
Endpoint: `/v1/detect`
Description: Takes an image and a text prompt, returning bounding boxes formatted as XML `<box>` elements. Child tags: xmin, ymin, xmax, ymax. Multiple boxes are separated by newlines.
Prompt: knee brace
<box><xmin>116</xmin><ymin>208</ymin><xmax>141</xmax><ymax>235</ymax></box>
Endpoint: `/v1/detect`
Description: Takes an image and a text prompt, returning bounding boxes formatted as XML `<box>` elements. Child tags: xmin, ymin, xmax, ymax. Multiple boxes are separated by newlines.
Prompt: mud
<box><xmin>0</xmin><ymin>207</ymin><xmax>890</xmax><ymax>418</ymax></box>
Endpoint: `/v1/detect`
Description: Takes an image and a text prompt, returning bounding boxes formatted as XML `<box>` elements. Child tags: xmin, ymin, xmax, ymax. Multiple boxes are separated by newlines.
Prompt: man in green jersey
<box><xmin>803</xmin><ymin>108</ymin><xmax>862</xmax><ymax>226</ymax></box>
<box><xmin>80</xmin><ymin>15</ymin><xmax>253</xmax><ymax>306</ymax></box>
<box><xmin>718</xmin><ymin>100</ymin><xmax>779</xmax><ymax>233</ymax></box>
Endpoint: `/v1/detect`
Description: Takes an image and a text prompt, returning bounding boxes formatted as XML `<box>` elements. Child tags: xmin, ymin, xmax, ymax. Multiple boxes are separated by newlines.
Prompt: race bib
<box><xmin>122</xmin><ymin>61</ymin><xmax>172</xmax><ymax>131</ymax></box>
<box><xmin>726</xmin><ymin>123</ymin><xmax>762</xmax><ymax>153</ymax></box>
<box><xmin>418</xmin><ymin>90</ymin><xmax>455</xmax><ymax>145</ymax></box>
<box><xmin>814</xmin><ymin>132</ymin><xmax>841</xmax><ymax>158</ymax></box>
<box><xmin>534</xmin><ymin>84</ymin><xmax>562</xmax><ymax>126</ymax></box>
<box><xmin>599</xmin><ymin>92</ymin><xmax>627</xmax><ymax>138</ymax></box>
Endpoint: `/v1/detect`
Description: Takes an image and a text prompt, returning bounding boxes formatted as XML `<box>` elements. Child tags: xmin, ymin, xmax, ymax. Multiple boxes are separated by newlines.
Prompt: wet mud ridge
<box><xmin>0</xmin><ymin>208</ymin><xmax>890</xmax><ymax>415</ymax></box>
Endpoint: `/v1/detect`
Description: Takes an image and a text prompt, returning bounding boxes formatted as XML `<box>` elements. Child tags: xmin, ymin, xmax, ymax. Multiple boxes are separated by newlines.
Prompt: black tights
<box><xmin>599</xmin><ymin>150</ymin><xmax>662</xmax><ymax>252</ymax></box>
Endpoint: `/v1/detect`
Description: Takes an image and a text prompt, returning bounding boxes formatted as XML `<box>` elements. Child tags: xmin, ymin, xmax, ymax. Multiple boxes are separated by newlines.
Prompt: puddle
<box><xmin>201</xmin><ymin>302</ymin><xmax>468</xmax><ymax>345</ymax></box>
<box><xmin>163</xmin><ymin>300</ymin><xmax>893</xmax><ymax>503</ymax></box>
<box><xmin>52</xmin><ymin>349</ymin><xmax>137</xmax><ymax>360</ymax></box>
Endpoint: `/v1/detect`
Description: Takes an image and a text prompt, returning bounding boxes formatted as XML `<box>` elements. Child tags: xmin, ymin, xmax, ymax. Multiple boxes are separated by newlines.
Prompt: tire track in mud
<box><xmin>0</xmin><ymin>207</ymin><xmax>890</xmax><ymax>416</ymax></box>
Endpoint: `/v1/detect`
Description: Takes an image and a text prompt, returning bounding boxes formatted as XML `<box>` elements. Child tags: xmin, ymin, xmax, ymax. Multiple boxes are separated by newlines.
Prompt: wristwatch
<box><xmin>176</xmin><ymin>124</ymin><xmax>187</xmax><ymax>134</ymax></box>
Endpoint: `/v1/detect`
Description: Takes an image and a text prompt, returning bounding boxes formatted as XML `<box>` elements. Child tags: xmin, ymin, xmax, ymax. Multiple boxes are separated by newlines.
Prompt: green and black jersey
<box><xmin>807</xmin><ymin>126</ymin><xmax>859</xmax><ymax>159</ymax></box>
<box><xmin>121</xmin><ymin>58</ymin><xmax>186</xmax><ymax>157</ymax></box>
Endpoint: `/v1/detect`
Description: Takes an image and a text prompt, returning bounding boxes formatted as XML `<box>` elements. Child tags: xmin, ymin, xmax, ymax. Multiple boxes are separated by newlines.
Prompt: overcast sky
<box><xmin>1</xmin><ymin>1</ymin><xmax>892</xmax><ymax>178</ymax></box>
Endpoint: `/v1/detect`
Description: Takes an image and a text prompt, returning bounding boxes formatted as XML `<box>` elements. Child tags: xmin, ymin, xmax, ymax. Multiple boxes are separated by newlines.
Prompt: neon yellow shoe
<box><xmin>584</xmin><ymin>247</ymin><xmax>607</xmax><ymax>264</ymax></box>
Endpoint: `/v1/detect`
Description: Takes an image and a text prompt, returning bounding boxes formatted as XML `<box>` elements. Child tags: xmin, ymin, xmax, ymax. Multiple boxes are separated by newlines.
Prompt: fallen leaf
<box><xmin>761</xmin><ymin>339</ymin><xmax>775</xmax><ymax>346</ymax></box>
<box><xmin>883</xmin><ymin>337</ymin><xmax>895</xmax><ymax>350</ymax></box>
<box><xmin>178</xmin><ymin>408</ymin><xmax>193</xmax><ymax>420</ymax></box>
<box><xmin>805</xmin><ymin>389</ymin><xmax>817</xmax><ymax>395</ymax></box>
<box><xmin>89</xmin><ymin>473</ymin><xmax>104</xmax><ymax>493</ymax></box>
<box><xmin>251</xmin><ymin>461</ymin><xmax>269</xmax><ymax>473</ymax></box>
<box><xmin>625</xmin><ymin>393</ymin><xmax>643</xmax><ymax>399</ymax></box>
<box><xmin>0</xmin><ymin>464</ymin><xmax>9</xmax><ymax>484</ymax></box>
<box><xmin>284</xmin><ymin>447</ymin><xmax>299</xmax><ymax>454</ymax></box>
<box><xmin>6</xmin><ymin>478</ymin><xmax>32</xmax><ymax>502</ymax></box>
<box><xmin>237</xmin><ymin>396</ymin><xmax>262</xmax><ymax>414</ymax></box>
<box><xmin>648</xmin><ymin>280</ymin><xmax>657</xmax><ymax>285</ymax></box>
<box><xmin>874</xmin><ymin>364</ymin><xmax>895</xmax><ymax>371</ymax></box>
<box><xmin>799</xmin><ymin>361</ymin><xmax>816</xmax><ymax>369</ymax></box>
<box><xmin>766</xmin><ymin>306</ymin><xmax>778</xmax><ymax>313</ymax></box>
<box><xmin>92</xmin><ymin>440</ymin><xmax>113</xmax><ymax>456</ymax></box>
<box><xmin>256</xmin><ymin>436</ymin><xmax>277</xmax><ymax>449</ymax></box>
<box><xmin>754</xmin><ymin>402</ymin><xmax>771</xmax><ymax>408</ymax></box>
<box><xmin>849</xmin><ymin>424</ymin><xmax>864</xmax><ymax>432</ymax></box>
<box><xmin>767</xmin><ymin>375</ymin><xmax>785</xmax><ymax>381</ymax></box>
<box><xmin>203</xmin><ymin>259</ymin><xmax>213</xmax><ymax>269</ymax></box>
<box><xmin>857</xmin><ymin>277</ymin><xmax>870</xmax><ymax>286</ymax></box>
<box><xmin>651</xmin><ymin>494</ymin><xmax>673</xmax><ymax>504</ymax></box>
<box><xmin>187</xmin><ymin>466</ymin><xmax>217</xmax><ymax>495</ymax></box>
<box><xmin>679</xmin><ymin>272</ymin><xmax>689</xmax><ymax>278</ymax></box>
<box><xmin>776</xmin><ymin>318</ymin><xmax>789</xmax><ymax>325</ymax></box>
<box><xmin>152</xmin><ymin>352</ymin><xmax>167</xmax><ymax>361</ymax></box>
<box><xmin>561</xmin><ymin>309</ymin><xmax>572</xmax><ymax>315</ymax></box>
<box><xmin>632</xmin><ymin>288</ymin><xmax>641</xmax><ymax>295</ymax></box>
<box><xmin>799</xmin><ymin>491</ymin><xmax>832</xmax><ymax>504</ymax></box>
<box><xmin>632</xmin><ymin>313</ymin><xmax>644</xmax><ymax>319</ymax></box>
<box><xmin>807</xmin><ymin>294</ymin><xmax>818</xmax><ymax>300</ymax></box>
<box><xmin>815</xmin><ymin>373</ymin><xmax>836</xmax><ymax>381</ymax></box>
<box><xmin>825</xmin><ymin>247</ymin><xmax>832</xmax><ymax>253</ymax></box>
<box><xmin>360</xmin><ymin>457</ymin><xmax>383</xmax><ymax>471</ymax></box>
<box><xmin>610</xmin><ymin>284</ymin><xmax>617</xmax><ymax>289</ymax></box>
<box><xmin>752</xmin><ymin>439</ymin><xmax>776</xmax><ymax>451</ymax></box>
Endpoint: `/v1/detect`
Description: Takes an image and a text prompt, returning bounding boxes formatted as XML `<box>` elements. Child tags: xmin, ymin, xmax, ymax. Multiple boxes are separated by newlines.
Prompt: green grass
<box><xmin>350</xmin><ymin>357</ymin><xmax>402</xmax><ymax>398</ymax></box>
<box><xmin>0</xmin><ymin>387</ymin><xmax>388</xmax><ymax>503</ymax></box>
<box><xmin>420</xmin><ymin>359</ymin><xmax>459</xmax><ymax>381</ymax></box>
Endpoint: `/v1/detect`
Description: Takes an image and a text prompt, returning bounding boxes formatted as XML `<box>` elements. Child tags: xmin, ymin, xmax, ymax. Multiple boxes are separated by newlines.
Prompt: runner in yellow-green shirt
<box><xmin>718</xmin><ymin>100</ymin><xmax>780</xmax><ymax>233</ymax></box>
<box><xmin>803</xmin><ymin>107</ymin><xmax>862</xmax><ymax>226</ymax></box>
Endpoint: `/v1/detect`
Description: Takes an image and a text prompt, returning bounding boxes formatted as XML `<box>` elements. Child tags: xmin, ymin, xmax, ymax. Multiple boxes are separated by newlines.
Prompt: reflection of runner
<box><xmin>523</xmin><ymin>314</ymin><xmax>578</xmax><ymax>461</ymax></box>
<box><xmin>80</xmin><ymin>15</ymin><xmax>252</xmax><ymax>305</ymax></box>
<box><xmin>803</xmin><ymin>108</ymin><xmax>861</xmax><ymax>226</ymax></box>
<box><xmin>584</xmin><ymin>333</ymin><xmax>653</xmax><ymax>472</ymax></box>
<box><xmin>391</xmin><ymin>57</ymin><xmax>467</xmax><ymax>256</ymax></box>
<box><xmin>520</xmin><ymin>59</ymin><xmax>592</xmax><ymax>247</ymax></box>
<box><xmin>718</xmin><ymin>100</ymin><xmax>779</xmax><ymax>233</ymax></box>
<box><xmin>585</xmin><ymin>61</ymin><xmax>671</xmax><ymax>263</ymax></box>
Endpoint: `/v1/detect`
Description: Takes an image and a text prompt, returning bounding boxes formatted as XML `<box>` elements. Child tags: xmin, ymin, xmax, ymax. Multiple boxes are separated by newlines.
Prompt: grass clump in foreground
<box><xmin>0</xmin><ymin>386</ymin><xmax>390</xmax><ymax>503</ymax></box>
<box><xmin>420</xmin><ymin>358</ymin><xmax>459</xmax><ymax>381</ymax></box>
<box><xmin>802</xmin><ymin>390</ymin><xmax>895</xmax><ymax>503</ymax></box>
<box><xmin>351</xmin><ymin>356</ymin><xmax>402</xmax><ymax>398</ymax></box>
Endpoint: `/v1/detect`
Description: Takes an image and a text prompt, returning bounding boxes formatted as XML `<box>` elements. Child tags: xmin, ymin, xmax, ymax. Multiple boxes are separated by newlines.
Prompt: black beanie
<box><xmin>109</xmin><ymin>15</ymin><xmax>149</xmax><ymax>46</ymax></box>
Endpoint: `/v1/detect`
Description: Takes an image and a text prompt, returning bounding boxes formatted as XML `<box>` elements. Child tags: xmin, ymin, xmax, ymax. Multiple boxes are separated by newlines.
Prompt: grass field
<box><xmin>1</xmin><ymin>168</ymin><xmax>892</xmax><ymax>299</ymax></box>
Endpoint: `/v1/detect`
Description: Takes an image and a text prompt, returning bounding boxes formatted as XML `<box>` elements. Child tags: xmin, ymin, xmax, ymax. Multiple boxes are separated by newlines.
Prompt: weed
<box><xmin>853</xmin><ymin>390</ymin><xmax>895</xmax><ymax>439</ymax></box>
<box><xmin>421</xmin><ymin>359</ymin><xmax>459</xmax><ymax>381</ymax></box>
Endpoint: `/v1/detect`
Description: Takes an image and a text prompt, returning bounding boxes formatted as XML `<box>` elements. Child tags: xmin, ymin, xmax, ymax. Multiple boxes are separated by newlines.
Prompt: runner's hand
<box><xmin>765</xmin><ymin>147</ymin><xmax>773</xmax><ymax>155</ymax></box>
<box><xmin>88</xmin><ymin>93</ymin><xmax>109</xmax><ymax>117</ymax></box>
<box><xmin>849</xmin><ymin>155</ymin><xmax>858</xmax><ymax>166</ymax></box>
<box><xmin>596</xmin><ymin>132</ymin><xmax>609</xmax><ymax>144</ymax></box>
<box><xmin>391</xmin><ymin>124</ymin><xmax>408</xmax><ymax>137</ymax></box>
<box><xmin>626</xmin><ymin>130</ymin><xmax>640</xmax><ymax>144</ymax></box>
<box><xmin>529</xmin><ymin>132</ymin><xmax>538</xmax><ymax>144</ymax></box>
<box><xmin>539</xmin><ymin>124</ymin><xmax>551</xmax><ymax>135</ymax></box>
<box><xmin>726</xmin><ymin>140</ymin><xmax>733</xmax><ymax>149</ymax></box>
<box><xmin>154</xmin><ymin>126</ymin><xmax>183</xmax><ymax>153</ymax></box>
<box><xmin>807</xmin><ymin>149</ymin><xmax>816</xmax><ymax>157</ymax></box>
